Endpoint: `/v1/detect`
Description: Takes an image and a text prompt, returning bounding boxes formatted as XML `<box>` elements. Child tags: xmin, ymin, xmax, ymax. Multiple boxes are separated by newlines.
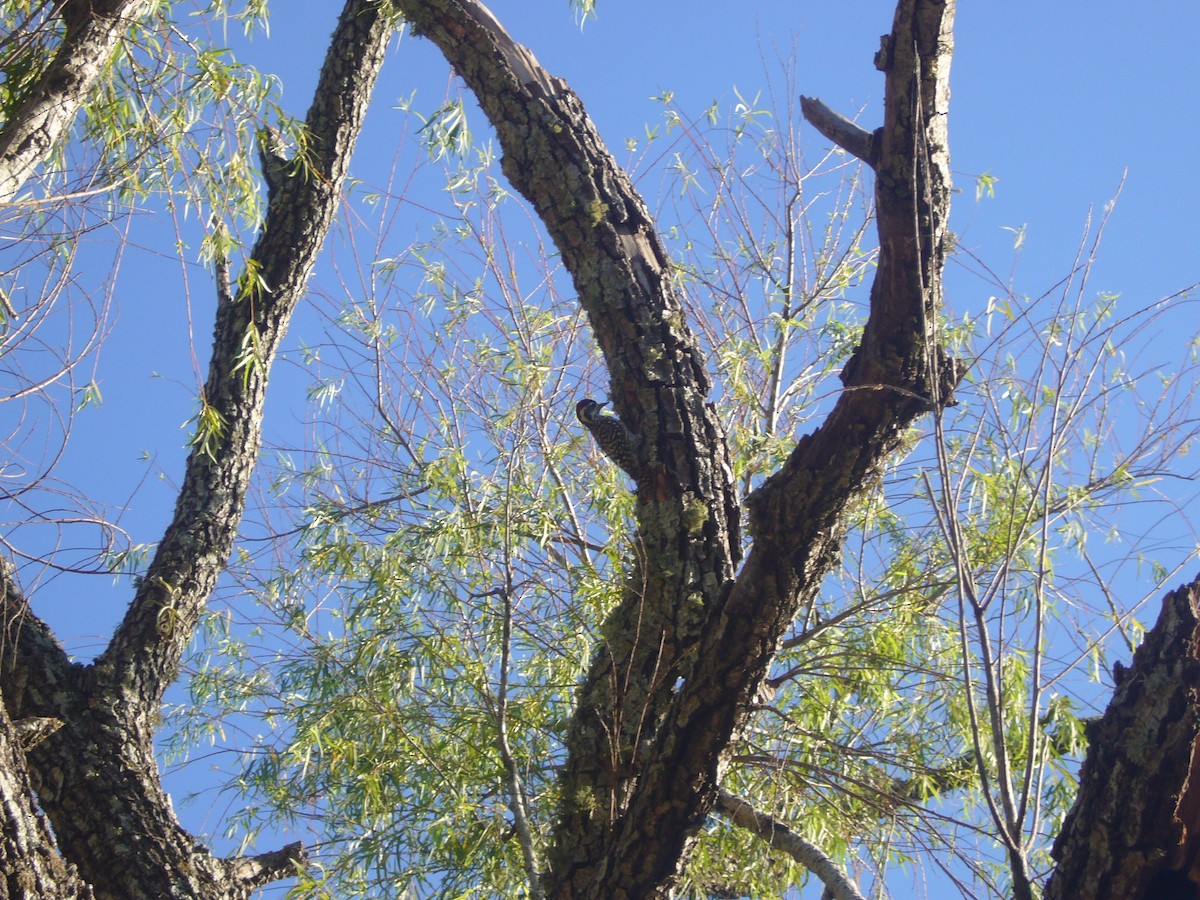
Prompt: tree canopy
<box><xmin>1</xmin><ymin>1</ymin><xmax>1198</xmax><ymax>899</ymax></box>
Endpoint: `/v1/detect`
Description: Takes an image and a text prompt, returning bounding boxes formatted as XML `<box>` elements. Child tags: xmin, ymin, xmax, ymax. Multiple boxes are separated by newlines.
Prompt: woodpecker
<box><xmin>576</xmin><ymin>399</ymin><xmax>639</xmax><ymax>478</ymax></box>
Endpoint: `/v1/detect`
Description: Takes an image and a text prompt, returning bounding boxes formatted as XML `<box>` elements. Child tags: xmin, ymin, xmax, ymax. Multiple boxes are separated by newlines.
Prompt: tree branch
<box><xmin>799</xmin><ymin>96</ymin><xmax>879</xmax><ymax>167</ymax></box>
<box><xmin>97</xmin><ymin>0</ymin><xmax>394</xmax><ymax>715</ymax></box>
<box><xmin>391</xmin><ymin>2</ymin><xmax>742</xmax><ymax>892</ymax></box>
<box><xmin>592</xmin><ymin>2</ymin><xmax>958</xmax><ymax>894</ymax></box>
<box><xmin>4</xmin><ymin>3</ymin><xmax>396</xmax><ymax>896</ymax></box>
<box><xmin>396</xmin><ymin>0</ymin><xmax>958</xmax><ymax>896</ymax></box>
<box><xmin>715</xmin><ymin>789</ymin><xmax>866</xmax><ymax>900</ymax></box>
<box><xmin>0</xmin><ymin>0</ymin><xmax>155</xmax><ymax>202</ymax></box>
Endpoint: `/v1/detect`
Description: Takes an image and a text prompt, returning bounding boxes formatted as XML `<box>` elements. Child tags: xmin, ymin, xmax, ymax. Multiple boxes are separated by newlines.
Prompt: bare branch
<box><xmin>799</xmin><ymin>96</ymin><xmax>879</xmax><ymax>167</ymax></box>
<box><xmin>715</xmin><ymin>789</ymin><xmax>867</xmax><ymax>900</ymax></box>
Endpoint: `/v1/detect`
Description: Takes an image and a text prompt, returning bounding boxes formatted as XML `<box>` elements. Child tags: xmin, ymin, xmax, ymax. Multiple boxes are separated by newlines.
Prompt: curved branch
<box><xmin>715</xmin><ymin>789</ymin><xmax>866</xmax><ymax>900</ymax></box>
<box><xmin>97</xmin><ymin>0</ymin><xmax>394</xmax><ymax>713</ymax></box>
<box><xmin>397</xmin><ymin>0</ymin><xmax>739</xmax><ymax>504</ymax></box>
<box><xmin>392</xmin><ymin>1</ymin><xmax>742</xmax><ymax>892</ymax></box>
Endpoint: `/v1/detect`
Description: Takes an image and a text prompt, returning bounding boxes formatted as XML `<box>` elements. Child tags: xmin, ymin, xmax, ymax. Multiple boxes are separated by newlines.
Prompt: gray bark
<box><xmin>0</xmin><ymin>0</ymin><xmax>155</xmax><ymax>202</ymax></box>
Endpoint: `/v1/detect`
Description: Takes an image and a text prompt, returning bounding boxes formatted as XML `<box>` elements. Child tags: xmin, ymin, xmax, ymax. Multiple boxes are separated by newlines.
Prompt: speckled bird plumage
<box><xmin>576</xmin><ymin>399</ymin><xmax>639</xmax><ymax>477</ymax></box>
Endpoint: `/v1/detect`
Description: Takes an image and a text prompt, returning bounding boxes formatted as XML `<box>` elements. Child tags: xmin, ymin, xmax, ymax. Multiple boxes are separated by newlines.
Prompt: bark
<box><xmin>392</xmin><ymin>0</ymin><xmax>742</xmax><ymax>893</ymax></box>
<box><xmin>0</xmin><ymin>0</ymin><xmax>156</xmax><ymax>203</ymax></box>
<box><xmin>0</xmin><ymin>2</ymin><xmax>394</xmax><ymax>897</ymax></box>
<box><xmin>394</xmin><ymin>1</ymin><xmax>958</xmax><ymax>896</ymax></box>
<box><xmin>0</xmin><ymin>675</ymin><xmax>91</xmax><ymax>899</ymax></box>
<box><xmin>714</xmin><ymin>789</ymin><xmax>865</xmax><ymax>900</ymax></box>
<box><xmin>1045</xmin><ymin>574</ymin><xmax>1200</xmax><ymax>900</ymax></box>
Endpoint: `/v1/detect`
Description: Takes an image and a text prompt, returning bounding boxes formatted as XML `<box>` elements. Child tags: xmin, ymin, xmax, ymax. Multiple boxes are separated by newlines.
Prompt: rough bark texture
<box><xmin>0</xmin><ymin>2</ymin><xmax>394</xmax><ymax>897</ymax></box>
<box><xmin>393</xmin><ymin>1</ymin><xmax>743</xmax><ymax>894</ymax></box>
<box><xmin>0</xmin><ymin>0</ymin><xmax>155</xmax><ymax>203</ymax></box>
<box><xmin>0</xmin><ymin>677</ymin><xmax>91</xmax><ymax>900</ymax></box>
<box><xmin>1045</xmin><ymin>575</ymin><xmax>1200</xmax><ymax>900</ymax></box>
<box><xmin>394</xmin><ymin>1</ymin><xmax>958</xmax><ymax>897</ymax></box>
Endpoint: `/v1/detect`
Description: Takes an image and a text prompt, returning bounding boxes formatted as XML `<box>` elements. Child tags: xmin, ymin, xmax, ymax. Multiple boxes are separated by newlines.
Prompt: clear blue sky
<box><xmin>9</xmin><ymin>0</ymin><xmax>1199</xmax><ymax>893</ymax></box>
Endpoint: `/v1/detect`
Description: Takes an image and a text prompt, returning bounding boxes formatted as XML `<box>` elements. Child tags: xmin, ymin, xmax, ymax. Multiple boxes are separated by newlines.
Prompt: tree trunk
<box><xmin>1045</xmin><ymin>574</ymin><xmax>1200</xmax><ymax>900</ymax></box>
<box><xmin>392</xmin><ymin>1</ymin><xmax>959</xmax><ymax>895</ymax></box>
<box><xmin>0</xmin><ymin>2</ymin><xmax>395</xmax><ymax>897</ymax></box>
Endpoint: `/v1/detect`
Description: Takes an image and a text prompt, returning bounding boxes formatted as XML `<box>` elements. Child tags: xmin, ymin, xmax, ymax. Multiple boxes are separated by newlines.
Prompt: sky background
<box><xmin>37</xmin><ymin>1</ymin><xmax>1200</xmax><ymax>638</ymax></box>
<box><xmin>4</xmin><ymin>0</ymin><xmax>1199</xmax><ymax>896</ymax></box>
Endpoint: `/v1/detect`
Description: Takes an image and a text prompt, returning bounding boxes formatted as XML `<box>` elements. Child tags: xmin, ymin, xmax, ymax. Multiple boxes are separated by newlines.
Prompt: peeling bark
<box><xmin>394</xmin><ymin>1</ymin><xmax>958</xmax><ymax>896</ymax></box>
<box><xmin>0</xmin><ymin>2</ymin><xmax>394</xmax><ymax>897</ymax></box>
<box><xmin>1045</xmin><ymin>575</ymin><xmax>1200</xmax><ymax>900</ymax></box>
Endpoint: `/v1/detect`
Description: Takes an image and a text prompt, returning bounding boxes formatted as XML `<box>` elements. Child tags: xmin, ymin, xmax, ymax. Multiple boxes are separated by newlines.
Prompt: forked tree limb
<box><xmin>395</xmin><ymin>1</ymin><xmax>959</xmax><ymax>897</ymax></box>
<box><xmin>1</xmin><ymin>2</ymin><xmax>396</xmax><ymax>896</ymax></box>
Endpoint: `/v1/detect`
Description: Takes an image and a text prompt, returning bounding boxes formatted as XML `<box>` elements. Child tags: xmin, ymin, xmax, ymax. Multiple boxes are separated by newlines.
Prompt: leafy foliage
<box><xmin>6</xmin><ymin>0</ymin><xmax>1192</xmax><ymax>896</ymax></box>
<box><xmin>174</xmin><ymin>65</ymin><xmax>1200</xmax><ymax>899</ymax></box>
